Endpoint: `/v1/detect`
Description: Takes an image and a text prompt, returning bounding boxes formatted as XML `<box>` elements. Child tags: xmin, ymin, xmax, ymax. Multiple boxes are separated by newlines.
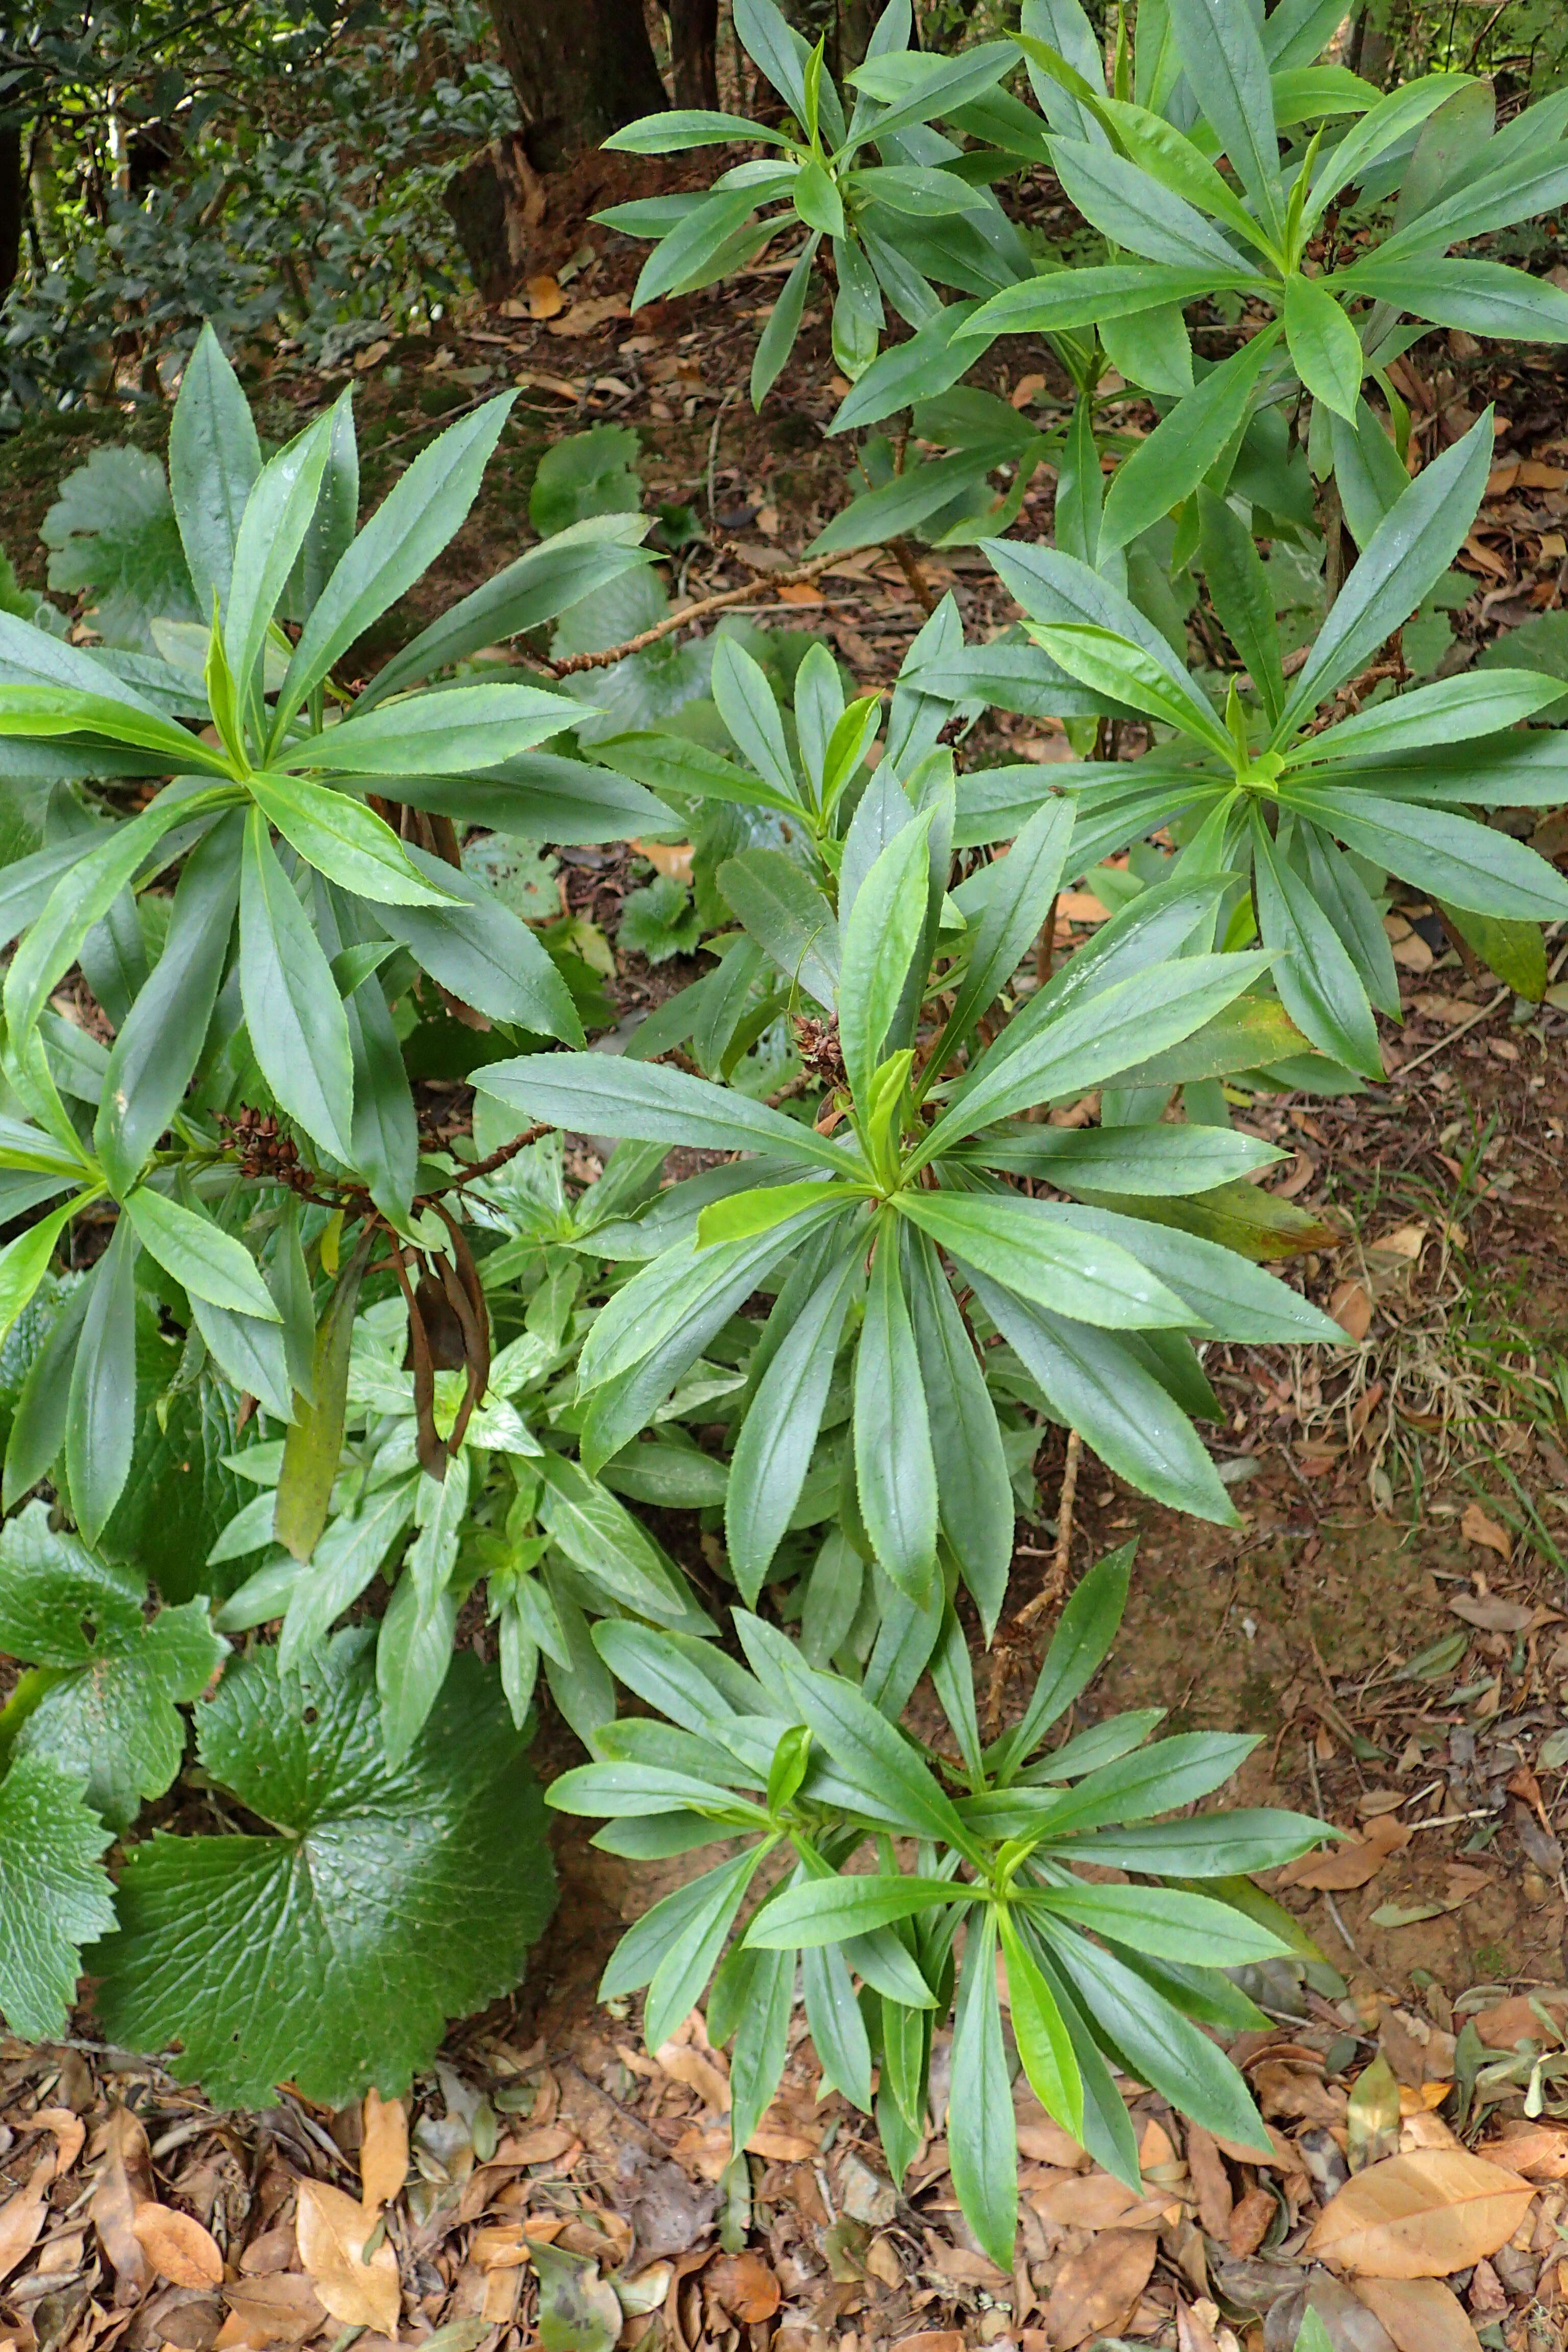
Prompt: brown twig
<box><xmin>545</xmin><ymin>556</ymin><xmax>840</xmax><ymax>675</ymax></box>
<box><xmin>890</xmin><ymin>536</ymin><xmax>937</xmax><ymax>619</ymax></box>
<box><xmin>1015</xmin><ymin>1427</ymin><xmax>1082</xmax><ymax>1627</ymax></box>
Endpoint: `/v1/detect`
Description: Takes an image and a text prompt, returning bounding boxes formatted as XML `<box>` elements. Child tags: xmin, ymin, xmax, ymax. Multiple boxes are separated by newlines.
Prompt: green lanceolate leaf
<box><xmin>274</xmin><ymin>1231</ymin><xmax>372</xmax><ymax>1561</ymax></box>
<box><xmin>0</xmin><ymin>1502</ymin><xmax>227</xmax><ymax>1833</ymax></box>
<box><xmin>270</xmin><ymin>396</ymin><xmax>514</xmax><ymax>746</ymax></box>
<box><xmin>1283</xmin><ymin>271</ymin><xmax>1363</xmax><ymax>420</ymax></box>
<box><xmin>998</xmin><ymin>1906</ymin><xmax>1083</xmax><ymax>2138</ymax></box>
<box><xmin>1100</xmin><ymin>327</ymin><xmax>1282</xmax><ymax>554</ymax></box>
<box><xmin>238</xmin><ymin>805</ymin><xmax>355</xmax><ymax>1165</ymax></box>
<box><xmin>0</xmin><ymin>1752</ymin><xmax>116</xmax><ymax>2038</ymax></box>
<box><xmin>64</xmin><ymin>1216</ymin><xmax>138</xmax><ymax>1545</ymax></box>
<box><xmin>477</xmin><ymin>1051</ymin><xmax>854</xmax><ymax>1174</ymax></box>
<box><xmin>947</xmin><ymin>1908</ymin><xmax>1016</xmax><ymax>2270</ymax></box>
<box><xmin>854</xmin><ymin>1220</ymin><xmax>939</xmax><ymax>1602</ymax></box>
<box><xmin>168</xmin><ymin>322</ymin><xmax>263</xmax><ymax>621</ymax></box>
<box><xmin>122</xmin><ymin>1191</ymin><xmax>279</xmax><ymax>1322</ymax></box>
<box><xmin>726</xmin><ymin>1235</ymin><xmax>861</xmax><ymax>1603</ymax></box>
<box><xmin>989</xmin><ymin>1542</ymin><xmax>1134</xmax><ymax>1779</ymax></box>
<box><xmin>839</xmin><ymin>807</ymin><xmax>934</xmax><ymax>1104</ymax></box>
<box><xmin>1252</xmin><ymin>812</ymin><xmax>1381</xmax><ymax>1076</ymax></box>
<box><xmin>905</xmin><ymin>1230</ymin><xmax>1012</xmax><ymax>1639</ymax></box>
<box><xmin>95</xmin><ymin>810</ymin><xmax>241</xmax><ymax>1195</ymax></box>
<box><xmin>94</xmin><ymin>1634</ymin><xmax>555</xmax><ymax>2106</ymax></box>
<box><xmin>1279</xmin><ymin>411</ymin><xmax>1492</xmax><ymax>730</ymax></box>
<box><xmin>225</xmin><ymin>406</ymin><xmax>338</xmax><ymax>713</ymax></box>
<box><xmin>247</xmin><ymin>773</ymin><xmax>452</xmax><ymax>906</ymax></box>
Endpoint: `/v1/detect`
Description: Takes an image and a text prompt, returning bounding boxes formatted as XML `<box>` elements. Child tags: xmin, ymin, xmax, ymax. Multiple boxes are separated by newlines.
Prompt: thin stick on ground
<box><xmin>545</xmin><ymin>555</ymin><xmax>840</xmax><ymax>675</ymax></box>
<box><xmin>1016</xmin><ymin>1426</ymin><xmax>1082</xmax><ymax>1627</ymax></box>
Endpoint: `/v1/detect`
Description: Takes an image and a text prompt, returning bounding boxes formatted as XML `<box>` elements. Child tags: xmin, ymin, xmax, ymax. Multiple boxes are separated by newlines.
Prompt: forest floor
<box><xmin>4</xmin><ymin>181</ymin><xmax>1568</xmax><ymax>2352</ymax></box>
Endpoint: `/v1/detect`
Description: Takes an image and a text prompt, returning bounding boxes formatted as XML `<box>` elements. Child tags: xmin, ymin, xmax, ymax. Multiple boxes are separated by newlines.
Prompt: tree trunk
<box><xmin>0</xmin><ymin>126</ymin><xmax>22</xmax><ymax>304</ymax></box>
<box><xmin>669</xmin><ymin>0</ymin><xmax>719</xmax><ymax>109</ymax></box>
<box><xmin>486</xmin><ymin>0</ymin><xmax>668</xmax><ymax>173</ymax></box>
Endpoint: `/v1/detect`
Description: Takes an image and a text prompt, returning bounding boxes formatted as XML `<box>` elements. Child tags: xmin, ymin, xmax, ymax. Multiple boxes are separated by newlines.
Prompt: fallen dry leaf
<box><xmin>705</xmin><ymin>2251</ymin><xmax>780</xmax><ymax>2322</ymax></box>
<box><xmin>1449</xmin><ymin>1590</ymin><xmax>1529</xmax><ymax>1632</ymax></box>
<box><xmin>295</xmin><ymin>2179</ymin><xmax>401</xmax><ymax>2334</ymax></box>
<box><xmin>1016</xmin><ymin>2117</ymin><xmax>1087</xmax><ymax>2168</ymax></box>
<box><xmin>1254</xmin><ymin>2060</ymin><xmax>1347</xmax><ymax>2128</ymax></box>
<box><xmin>632</xmin><ymin>839</ymin><xmax>694</xmax><ymax>885</ymax></box>
<box><xmin>132</xmin><ymin>2202</ymin><xmax>225</xmax><ymax>2288</ymax></box>
<box><xmin>1042</xmin><ymin>2228</ymin><xmax>1157</xmax><ymax>2349</ymax></box>
<box><xmin>497</xmin><ymin>2124</ymin><xmax>576</xmax><ymax>2166</ymax></box>
<box><xmin>0</xmin><ymin>2167</ymin><xmax>50</xmax><ymax>2285</ymax></box>
<box><xmin>1305</xmin><ymin>2149</ymin><xmax>1533</xmax><ymax>2277</ymax></box>
<box><xmin>1227</xmin><ymin>2185</ymin><xmax>1274</xmax><ymax>2257</ymax></box>
<box><xmin>1176</xmin><ymin>2304</ymin><xmax>1221</xmax><ymax>2352</ymax></box>
<box><xmin>1412</xmin><ymin>990</ymin><xmax>1479</xmax><ymax>1025</ymax></box>
<box><xmin>1185</xmin><ymin>2124</ymin><xmax>1233</xmax><ymax>2238</ymax></box>
<box><xmin>1472</xmin><ymin>1989</ymin><xmax>1568</xmax><ymax>2049</ymax></box>
<box><xmin>1460</xmin><ymin>1503</ymin><xmax>1512</xmax><ymax>1562</ymax></box>
<box><xmin>894</xmin><ymin>2335</ymin><xmax>964</xmax><ymax>2352</ymax></box>
<box><xmin>546</xmin><ymin>295</ymin><xmax>627</xmax><ymax>338</ymax></box>
<box><xmin>654</xmin><ymin>2042</ymin><xmax>730</xmax><ymax>2113</ymax></box>
<box><xmin>1329</xmin><ymin>1278</ymin><xmax>1373</xmax><ymax>1341</ymax></box>
<box><xmin>1025</xmin><ymin>2171</ymin><xmax>1157</xmax><ymax>2230</ymax></box>
<box><xmin>359</xmin><ymin>2091</ymin><xmax>407</xmax><ymax>2214</ymax></box>
<box><xmin>220</xmin><ymin>2273</ymin><xmax>328</xmax><ymax>2349</ymax></box>
<box><xmin>1353</xmin><ymin>2276</ymin><xmax>1480</xmax><ymax>2351</ymax></box>
<box><xmin>30</xmin><ymin>2108</ymin><xmax>85</xmax><ymax>2179</ymax></box>
<box><xmin>1484</xmin><ymin>2120</ymin><xmax>1568</xmax><ymax>2178</ymax></box>
<box><xmin>1278</xmin><ymin>1812</ymin><xmax>1409</xmax><ymax>1891</ymax></box>
<box><xmin>90</xmin><ymin>2105</ymin><xmax>155</xmax><ymax>2294</ymax></box>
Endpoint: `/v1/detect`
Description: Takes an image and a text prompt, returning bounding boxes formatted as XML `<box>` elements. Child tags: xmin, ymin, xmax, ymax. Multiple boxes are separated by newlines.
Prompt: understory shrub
<box><xmin>0</xmin><ymin>0</ymin><xmax>1565</xmax><ymax>2271</ymax></box>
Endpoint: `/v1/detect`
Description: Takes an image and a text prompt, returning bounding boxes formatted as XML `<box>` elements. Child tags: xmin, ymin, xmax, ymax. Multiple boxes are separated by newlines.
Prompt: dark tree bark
<box><xmin>486</xmin><ymin>0</ymin><xmax>668</xmax><ymax>173</ymax></box>
<box><xmin>669</xmin><ymin>0</ymin><xmax>719</xmax><ymax>109</ymax></box>
<box><xmin>0</xmin><ymin>126</ymin><xmax>22</xmax><ymax>304</ymax></box>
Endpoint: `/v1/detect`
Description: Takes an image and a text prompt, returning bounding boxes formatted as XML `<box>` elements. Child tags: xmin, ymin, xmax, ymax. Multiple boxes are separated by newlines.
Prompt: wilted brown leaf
<box><xmin>1460</xmin><ymin>1504</ymin><xmax>1512</xmax><ymax>1562</ymax></box>
<box><xmin>1353</xmin><ymin>2276</ymin><xmax>1481</xmax><ymax>2350</ymax></box>
<box><xmin>1043</xmin><ymin>2229</ymin><xmax>1156</xmax><ymax>2349</ymax></box>
<box><xmin>1305</xmin><ymin>2150</ymin><xmax>1533</xmax><ymax>2277</ymax></box>
<box><xmin>132</xmin><ymin>2203</ymin><xmax>225</xmax><ymax>2287</ymax></box>
<box><xmin>295</xmin><ymin>2179</ymin><xmax>401</xmax><ymax>2334</ymax></box>
<box><xmin>359</xmin><ymin>2092</ymin><xmax>407</xmax><ymax>2214</ymax></box>
<box><xmin>706</xmin><ymin>2251</ymin><xmax>780</xmax><ymax>2322</ymax></box>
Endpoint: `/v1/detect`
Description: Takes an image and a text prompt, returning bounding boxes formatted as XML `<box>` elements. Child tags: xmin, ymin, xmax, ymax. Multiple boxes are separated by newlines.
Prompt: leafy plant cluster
<box><xmin>0</xmin><ymin>0</ymin><xmax>1564</xmax><ymax>2268</ymax></box>
<box><xmin>1</xmin><ymin>0</ymin><xmax>518</xmax><ymax>410</ymax></box>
